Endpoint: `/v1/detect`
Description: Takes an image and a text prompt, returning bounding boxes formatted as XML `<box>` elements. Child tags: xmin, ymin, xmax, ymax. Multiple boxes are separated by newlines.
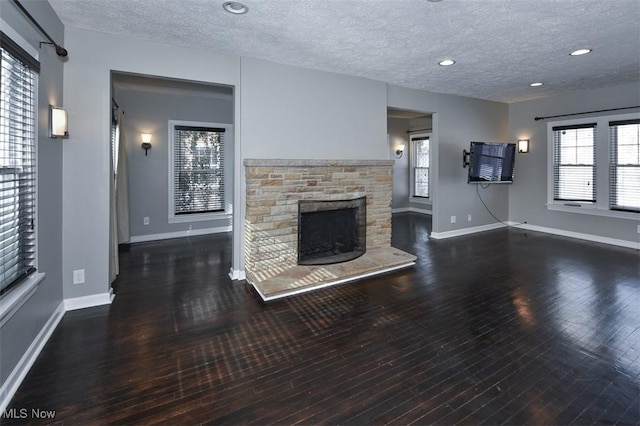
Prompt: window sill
<box><xmin>411</xmin><ymin>197</ymin><xmax>432</xmax><ymax>205</ymax></box>
<box><xmin>168</xmin><ymin>212</ymin><xmax>231</xmax><ymax>224</ymax></box>
<box><xmin>0</xmin><ymin>272</ymin><xmax>45</xmax><ymax>327</ymax></box>
<box><xmin>547</xmin><ymin>203</ymin><xmax>639</xmax><ymax>220</ymax></box>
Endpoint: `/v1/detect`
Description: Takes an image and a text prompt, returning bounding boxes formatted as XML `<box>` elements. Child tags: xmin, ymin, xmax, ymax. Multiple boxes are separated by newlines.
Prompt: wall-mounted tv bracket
<box><xmin>462</xmin><ymin>149</ymin><xmax>470</xmax><ymax>168</ymax></box>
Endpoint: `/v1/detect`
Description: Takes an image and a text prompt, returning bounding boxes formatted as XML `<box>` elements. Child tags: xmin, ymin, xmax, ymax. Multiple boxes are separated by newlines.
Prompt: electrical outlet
<box><xmin>467</xmin><ymin>214</ymin><xmax>472</xmax><ymax>222</ymax></box>
<box><xmin>73</xmin><ymin>269</ymin><xmax>85</xmax><ymax>285</ymax></box>
<box><xmin>450</xmin><ymin>215</ymin><xmax>456</xmax><ymax>224</ymax></box>
<box><xmin>144</xmin><ymin>216</ymin><xmax>150</xmax><ymax>225</ymax></box>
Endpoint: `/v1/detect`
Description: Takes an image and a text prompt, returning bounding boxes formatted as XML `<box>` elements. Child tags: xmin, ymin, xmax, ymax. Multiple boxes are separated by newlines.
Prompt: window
<box><xmin>609</xmin><ymin>119</ymin><xmax>640</xmax><ymax>212</ymax></box>
<box><xmin>552</xmin><ymin>123</ymin><xmax>597</xmax><ymax>203</ymax></box>
<box><xmin>547</xmin><ymin>113</ymin><xmax>639</xmax><ymax>219</ymax></box>
<box><xmin>168</xmin><ymin>121</ymin><xmax>227</xmax><ymax>223</ymax></box>
<box><xmin>0</xmin><ymin>33</ymin><xmax>39</xmax><ymax>295</ymax></box>
<box><xmin>412</xmin><ymin>135</ymin><xmax>430</xmax><ymax>198</ymax></box>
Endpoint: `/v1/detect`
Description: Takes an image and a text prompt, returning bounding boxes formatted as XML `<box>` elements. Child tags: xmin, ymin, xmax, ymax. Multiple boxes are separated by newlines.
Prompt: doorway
<box><xmin>109</xmin><ymin>72</ymin><xmax>235</xmax><ymax>286</ymax></box>
<box><xmin>387</xmin><ymin>108</ymin><xmax>434</xmax><ymax>216</ymax></box>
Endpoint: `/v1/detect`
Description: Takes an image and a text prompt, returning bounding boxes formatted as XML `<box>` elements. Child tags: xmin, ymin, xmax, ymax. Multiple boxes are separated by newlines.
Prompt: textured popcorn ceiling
<box><xmin>49</xmin><ymin>0</ymin><xmax>640</xmax><ymax>103</ymax></box>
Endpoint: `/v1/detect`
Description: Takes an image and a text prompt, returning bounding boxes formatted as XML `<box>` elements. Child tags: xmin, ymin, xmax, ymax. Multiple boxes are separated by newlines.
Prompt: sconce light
<box><xmin>141</xmin><ymin>133</ymin><xmax>152</xmax><ymax>156</ymax></box>
<box><xmin>395</xmin><ymin>144</ymin><xmax>405</xmax><ymax>159</ymax></box>
<box><xmin>49</xmin><ymin>106</ymin><xmax>68</xmax><ymax>138</ymax></box>
<box><xmin>518</xmin><ymin>139</ymin><xmax>530</xmax><ymax>153</ymax></box>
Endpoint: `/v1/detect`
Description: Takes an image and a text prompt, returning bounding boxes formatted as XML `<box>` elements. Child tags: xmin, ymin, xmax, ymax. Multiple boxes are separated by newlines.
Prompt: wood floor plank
<box><xmin>3</xmin><ymin>213</ymin><xmax>639</xmax><ymax>425</ymax></box>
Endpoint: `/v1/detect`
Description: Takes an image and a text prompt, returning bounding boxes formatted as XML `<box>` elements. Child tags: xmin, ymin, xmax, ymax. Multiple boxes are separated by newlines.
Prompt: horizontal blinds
<box><xmin>1</xmin><ymin>41</ymin><xmax>37</xmax><ymax>294</ymax></box>
<box><xmin>609</xmin><ymin>119</ymin><xmax>640</xmax><ymax>212</ymax></box>
<box><xmin>553</xmin><ymin>124</ymin><xmax>596</xmax><ymax>202</ymax></box>
<box><xmin>174</xmin><ymin>126</ymin><xmax>225</xmax><ymax>215</ymax></box>
<box><xmin>413</xmin><ymin>137</ymin><xmax>429</xmax><ymax>197</ymax></box>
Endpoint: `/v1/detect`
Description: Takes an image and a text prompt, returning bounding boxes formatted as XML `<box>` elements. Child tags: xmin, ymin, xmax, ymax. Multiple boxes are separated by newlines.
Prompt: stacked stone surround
<box><xmin>244</xmin><ymin>159</ymin><xmax>394</xmax><ymax>281</ymax></box>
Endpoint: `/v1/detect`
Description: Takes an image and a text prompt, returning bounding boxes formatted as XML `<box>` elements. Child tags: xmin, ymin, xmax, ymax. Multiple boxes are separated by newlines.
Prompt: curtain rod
<box><xmin>534</xmin><ymin>106</ymin><xmax>640</xmax><ymax>121</ymax></box>
<box><xmin>406</xmin><ymin>128</ymin><xmax>432</xmax><ymax>134</ymax></box>
<box><xmin>11</xmin><ymin>0</ymin><xmax>68</xmax><ymax>58</ymax></box>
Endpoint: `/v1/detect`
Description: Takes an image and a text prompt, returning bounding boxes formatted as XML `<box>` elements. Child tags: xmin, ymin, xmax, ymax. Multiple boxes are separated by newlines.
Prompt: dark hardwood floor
<box><xmin>5</xmin><ymin>213</ymin><xmax>640</xmax><ymax>425</ymax></box>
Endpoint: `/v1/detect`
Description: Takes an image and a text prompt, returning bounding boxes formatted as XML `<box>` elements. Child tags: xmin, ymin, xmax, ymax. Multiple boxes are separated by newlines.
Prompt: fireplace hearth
<box><xmin>298</xmin><ymin>197</ymin><xmax>366</xmax><ymax>265</ymax></box>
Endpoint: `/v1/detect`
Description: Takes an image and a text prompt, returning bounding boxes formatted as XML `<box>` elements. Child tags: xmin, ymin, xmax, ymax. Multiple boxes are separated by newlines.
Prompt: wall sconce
<box><xmin>518</xmin><ymin>139</ymin><xmax>530</xmax><ymax>153</ymax></box>
<box><xmin>49</xmin><ymin>106</ymin><xmax>68</xmax><ymax>138</ymax></box>
<box><xmin>395</xmin><ymin>144</ymin><xmax>405</xmax><ymax>159</ymax></box>
<box><xmin>141</xmin><ymin>133</ymin><xmax>152</xmax><ymax>156</ymax></box>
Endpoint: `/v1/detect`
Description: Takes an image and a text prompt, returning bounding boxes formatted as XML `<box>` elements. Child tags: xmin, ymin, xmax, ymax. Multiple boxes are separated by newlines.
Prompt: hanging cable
<box><xmin>475</xmin><ymin>184</ymin><xmax>526</xmax><ymax>228</ymax></box>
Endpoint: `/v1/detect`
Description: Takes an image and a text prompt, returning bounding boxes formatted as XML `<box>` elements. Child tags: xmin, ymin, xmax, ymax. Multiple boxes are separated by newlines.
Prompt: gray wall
<box><xmin>0</xmin><ymin>0</ymin><xmax>64</xmax><ymax>388</ymax></box>
<box><xmin>437</xmin><ymin>95</ymin><xmax>509</xmax><ymax>233</ymax></box>
<box><xmin>387</xmin><ymin>85</ymin><xmax>509</xmax><ymax>234</ymax></box>
<box><xmin>240</xmin><ymin>57</ymin><xmax>388</xmax><ymax>160</ymax></box>
<box><xmin>115</xmin><ymin>86</ymin><xmax>233</xmax><ymax>239</ymax></box>
<box><xmin>509</xmin><ymin>82</ymin><xmax>640</xmax><ymax>243</ymax></box>
<box><xmin>388</xmin><ymin>117</ymin><xmax>410</xmax><ymax>209</ymax></box>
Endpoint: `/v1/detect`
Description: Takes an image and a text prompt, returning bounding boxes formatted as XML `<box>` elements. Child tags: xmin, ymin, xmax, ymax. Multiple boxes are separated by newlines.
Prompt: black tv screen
<box><xmin>468</xmin><ymin>142</ymin><xmax>516</xmax><ymax>183</ymax></box>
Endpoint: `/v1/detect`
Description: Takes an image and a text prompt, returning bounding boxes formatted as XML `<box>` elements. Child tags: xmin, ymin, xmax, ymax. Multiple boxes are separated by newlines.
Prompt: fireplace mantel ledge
<box><xmin>244</xmin><ymin>159</ymin><xmax>394</xmax><ymax>167</ymax></box>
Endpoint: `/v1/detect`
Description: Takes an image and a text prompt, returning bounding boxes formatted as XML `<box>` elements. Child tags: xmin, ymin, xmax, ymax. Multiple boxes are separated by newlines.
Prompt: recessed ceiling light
<box><xmin>570</xmin><ymin>48</ymin><xmax>592</xmax><ymax>56</ymax></box>
<box><xmin>530</xmin><ymin>82</ymin><xmax>543</xmax><ymax>87</ymax></box>
<box><xmin>439</xmin><ymin>59</ymin><xmax>455</xmax><ymax>66</ymax></box>
<box><xmin>222</xmin><ymin>1</ymin><xmax>248</xmax><ymax>14</ymax></box>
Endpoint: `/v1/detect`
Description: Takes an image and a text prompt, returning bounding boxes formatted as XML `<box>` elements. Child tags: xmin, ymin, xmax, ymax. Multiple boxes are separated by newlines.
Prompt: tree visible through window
<box><xmin>173</xmin><ymin>125</ymin><xmax>225</xmax><ymax>215</ymax></box>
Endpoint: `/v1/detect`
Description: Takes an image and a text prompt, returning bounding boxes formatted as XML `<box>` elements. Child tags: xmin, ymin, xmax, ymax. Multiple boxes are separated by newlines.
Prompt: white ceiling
<box><xmin>50</xmin><ymin>0</ymin><xmax>640</xmax><ymax>104</ymax></box>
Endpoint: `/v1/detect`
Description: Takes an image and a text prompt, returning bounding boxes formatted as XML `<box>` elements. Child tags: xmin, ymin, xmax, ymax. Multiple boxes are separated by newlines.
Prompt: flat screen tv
<box><xmin>467</xmin><ymin>142</ymin><xmax>516</xmax><ymax>183</ymax></box>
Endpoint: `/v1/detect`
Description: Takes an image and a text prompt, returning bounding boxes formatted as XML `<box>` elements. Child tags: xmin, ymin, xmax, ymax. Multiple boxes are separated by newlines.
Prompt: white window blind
<box><xmin>609</xmin><ymin>119</ymin><xmax>640</xmax><ymax>212</ymax></box>
<box><xmin>552</xmin><ymin>123</ymin><xmax>597</xmax><ymax>203</ymax></box>
<box><xmin>1</xmin><ymin>33</ymin><xmax>38</xmax><ymax>294</ymax></box>
<box><xmin>412</xmin><ymin>136</ymin><xmax>429</xmax><ymax>198</ymax></box>
<box><xmin>173</xmin><ymin>126</ymin><xmax>225</xmax><ymax>215</ymax></box>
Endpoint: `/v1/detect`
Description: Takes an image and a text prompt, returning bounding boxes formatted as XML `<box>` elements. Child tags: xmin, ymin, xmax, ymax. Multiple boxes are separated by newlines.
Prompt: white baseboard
<box><xmin>392</xmin><ymin>207</ymin><xmax>410</xmax><ymax>213</ymax></box>
<box><xmin>410</xmin><ymin>207</ymin><xmax>432</xmax><ymax>215</ymax></box>
<box><xmin>0</xmin><ymin>301</ymin><xmax>65</xmax><ymax>414</ymax></box>
<box><xmin>430</xmin><ymin>222</ymin><xmax>506</xmax><ymax>239</ymax></box>
<box><xmin>129</xmin><ymin>226</ymin><xmax>231</xmax><ymax>244</ymax></box>
<box><xmin>513</xmin><ymin>223</ymin><xmax>640</xmax><ymax>250</ymax></box>
<box><xmin>64</xmin><ymin>288</ymin><xmax>115</xmax><ymax>311</ymax></box>
<box><xmin>392</xmin><ymin>207</ymin><xmax>432</xmax><ymax>215</ymax></box>
<box><xmin>228</xmin><ymin>268</ymin><xmax>246</xmax><ymax>281</ymax></box>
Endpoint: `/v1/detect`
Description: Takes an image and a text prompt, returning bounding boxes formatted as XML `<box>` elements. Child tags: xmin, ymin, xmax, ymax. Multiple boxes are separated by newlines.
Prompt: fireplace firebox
<box><xmin>298</xmin><ymin>197</ymin><xmax>366</xmax><ymax>265</ymax></box>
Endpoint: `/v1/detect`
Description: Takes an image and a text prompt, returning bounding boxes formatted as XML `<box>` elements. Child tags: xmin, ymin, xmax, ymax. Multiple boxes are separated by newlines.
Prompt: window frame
<box><xmin>609</xmin><ymin>118</ymin><xmax>640</xmax><ymax>213</ymax></box>
<box><xmin>0</xmin><ymin>21</ymin><xmax>44</xmax><ymax>315</ymax></box>
<box><xmin>551</xmin><ymin>122</ymin><xmax>597</xmax><ymax>203</ymax></box>
<box><xmin>410</xmin><ymin>133</ymin><xmax>431</xmax><ymax>201</ymax></box>
<box><xmin>546</xmin><ymin>113</ymin><xmax>640</xmax><ymax>220</ymax></box>
<box><xmin>167</xmin><ymin>120</ymin><xmax>231</xmax><ymax>224</ymax></box>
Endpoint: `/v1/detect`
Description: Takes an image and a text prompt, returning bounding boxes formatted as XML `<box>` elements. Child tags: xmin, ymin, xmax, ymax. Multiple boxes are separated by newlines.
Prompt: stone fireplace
<box><xmin>244</xmin><ymin>159</ymin><xmax>416</xmax><ymax>300</ymax></box>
